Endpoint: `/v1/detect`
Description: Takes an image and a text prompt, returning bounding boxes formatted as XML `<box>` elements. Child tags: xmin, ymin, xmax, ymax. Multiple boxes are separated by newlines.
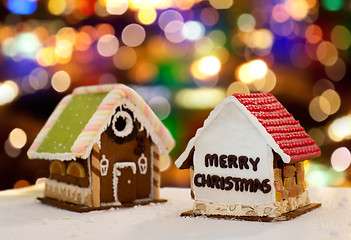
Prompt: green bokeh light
<box><xmin>322</xmin><ymin>0</ymin><xmax>343</xmax><ymax>11</ymax></box>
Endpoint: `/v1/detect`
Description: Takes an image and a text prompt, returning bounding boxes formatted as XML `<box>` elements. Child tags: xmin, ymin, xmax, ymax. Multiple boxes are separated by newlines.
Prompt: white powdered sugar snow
<box><xmin>0</xmin><ymin>184</ymin><xmax>350</xmax><ymax>240</ymax></box>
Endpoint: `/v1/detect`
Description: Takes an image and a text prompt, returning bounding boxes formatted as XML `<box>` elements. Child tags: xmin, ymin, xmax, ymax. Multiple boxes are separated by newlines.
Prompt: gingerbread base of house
<box><xmin>180</xmin><ymin>203</ymin><xmax>321</xmax><ymax>222</ymax></box>
<box><xmin>38</xmin><ymin>197</ymin><xmax>167</xmax><ymax>213</ymax></box>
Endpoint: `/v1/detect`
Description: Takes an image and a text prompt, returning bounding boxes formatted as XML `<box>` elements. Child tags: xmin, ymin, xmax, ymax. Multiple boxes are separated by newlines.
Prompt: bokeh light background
<box><xmin>1</xmin><ymin>0</ymin><xmax>351</xmax><ymax>190</ymax></box>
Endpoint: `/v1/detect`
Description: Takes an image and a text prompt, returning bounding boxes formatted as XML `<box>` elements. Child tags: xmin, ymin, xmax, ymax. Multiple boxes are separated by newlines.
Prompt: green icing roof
<box><xmin>37</xmin><ymin>92</ymin><xmax>107</xmax><ymax>154</ymax></box>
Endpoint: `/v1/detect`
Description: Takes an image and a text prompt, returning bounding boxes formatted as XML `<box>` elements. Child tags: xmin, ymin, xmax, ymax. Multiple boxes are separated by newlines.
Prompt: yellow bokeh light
<box><xmin>248</xmin><ymin>59</ymin><xmax>268</xmax><ymax>79</ymax></box>
<box><xmin>328</xmin><ymin>115</ymin><xmax>351</xmax><ymax>142</ymax></box>
<box><xmin>175</xmin><ymin>88</ymin><xmax>226</xmax><ymax>109</ymax></box>
<box><xmin>321</xmin><ymin>89</ymin><xmax>341</xmax><ymax>115</ymax></box>
<box><xmin>226</xmin><ymin>81</ymin><xmax>250</xmax><ymax>96</ymax></box>
<box><xmin>48</xmin><ymin>0</ymin><xmax>66</xmax><ymax>15</ymax></box>
<box><xmin>55</xmin><ymin>39</ymin><xmax>73</xmax><ymax>58</ymax></box>
<box><xmin>316</xmin><ymin>41</ymin><xmax>338</xmax><ymax>66</ymax></box>
<box><xmin>75</xmin><ymin>31</ymin><xmax>92</xmax><ymax>51</ymax></box>
<box><xmin>9</xmin><ymin>128</ymin><xmax>27</xmax><ymax>149</ymax></box>
<box><xmin>0</xmin><ymin>80</ymin><xmax>19</xmax><ymax>106</ymax></box>
<box><xmin>237</xmin><ymin>63</ymin><xmax>254</xmax><ymax>84</ymax></box>
<box><xmin>253</xmin><ymin>69</ymin><xmax>277</xmax><ymax>92</ymax></box>
<box><xmin>36</xmin><ymin>47</ymin><xmax>57</xmax><ymax>66</ymax></box>
<box><xmin>51</xmin><ymin>70</ymin><xmax>71</xmax><ymax>92</ymax></box>
<box><xmin>137</xmin><ymin>7</ymin><xmax>157</xmax><ymax>25</ymax></box>
<box><xmin>56</xmin><ymin>27</ymin><xmax>76</xmax><ymax>44</ymax></box>
<box><xmin>309</xmin><ymin>96</ymin><xmax>329</xmax><ymax>122</ymax></box>
<box><xmin>209</xmin><ymin>0</ymin><xmax>233</xmax><ymax>9</ymax></box>
<box><xmin>248</xmin><ymin>29</ymin><xmax>274</xmax><ymax>49</ymax></box>
<box><xmin>113</xmin><ymin>46</ymin><xmax>137</xmax><ymax>70</ymax></box>
<box><xmin>106</xmin><ymin>0</ymin><xmax>128</xmax><ymax>15</ymax></box>
<box><xmin>198</xmin><ymin>56</ymin><xmax>221</xmax><ymax>76</ymax></box>
<box><xmin>286</xmin><ymin>0</ymin><xmax>309</xmax><ymax>21</ymax></box>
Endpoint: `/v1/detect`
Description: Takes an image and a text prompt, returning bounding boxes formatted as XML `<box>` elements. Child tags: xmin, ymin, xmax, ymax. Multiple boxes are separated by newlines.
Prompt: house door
<box><xmin>113</xmin><ymin>162</ymin><xmax>137</xmax><ymax>203</ymax></box>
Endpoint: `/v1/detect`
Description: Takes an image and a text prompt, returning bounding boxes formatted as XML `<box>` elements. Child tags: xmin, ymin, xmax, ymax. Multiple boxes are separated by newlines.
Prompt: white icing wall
<box><xmin>193</xmin><ymin>101</ymin><xmax>275</xmax><ymax>205</ymax></box>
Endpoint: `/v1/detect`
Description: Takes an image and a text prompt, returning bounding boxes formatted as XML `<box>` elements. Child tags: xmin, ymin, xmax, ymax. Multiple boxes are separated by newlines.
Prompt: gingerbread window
<box><xmin>50</xmin><ymin>160</ymin><xmax>66</xmax><ymax>176</ymax></box>
<box><xmin>112</xmin><ymin>110</ymin><xmax>134</xmax><ymax>138</ymax></box>
<box><xmin>66</xmin><ymin>162</ymin><xmax>86</xmax><ymax>178</ymax></box>
<box><xmin>100</xmin><ymin>155</ymin><xmax>109</xmax><ymax>177</ymax></box>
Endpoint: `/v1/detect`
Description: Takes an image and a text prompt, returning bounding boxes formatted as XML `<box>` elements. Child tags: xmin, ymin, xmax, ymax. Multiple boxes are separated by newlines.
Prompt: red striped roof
<box><xmin>233</xmin><ymin>93</ymin><xmax>321</xmax><ymax>163</ymax></box>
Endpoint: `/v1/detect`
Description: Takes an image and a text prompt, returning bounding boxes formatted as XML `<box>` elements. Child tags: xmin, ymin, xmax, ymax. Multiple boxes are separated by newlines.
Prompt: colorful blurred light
<box><xmin>106</xmin><ymin>0</ymin><xmax>129</xmax><ymax>15</ymax></box>
<box><xmin>309</xmin><ymin>96</ymin><xmax>329</xmax><ymax>122</ymax></box>
<box><xmin>3</xmin><ymin>32</ymin><xmax>41</xmax><ymax>60</ymax></box>
<box><xmin>209</xmin><ymin>0</ymin><xmax>233</xmax><ymax>9</ymax></box>
<box><xmin>51</xmin><ymin>71</ymin><xmax>71</xmax><ymax>92</ymax></box>
<box><xmin>137</xmin><ymin>7</ymin><xmax>157</xmax><ymax>25</ymax></box>
<box><xmin>328</xmin><ymin>115</ymin><xmax>351</xmax><ymax>142</ymax></box>
<box><xmin>48</xmin><ymin>0</ymin><xmax>67</xmax><ymax>15</ymax></box>
<box><xmin>7</xmin><ymin>0</ymin><xmax>38</xmax><ymax>15</ymax></box>
<box><xmin>316</xmin><ymin>41</ymin><xmax>338</xmax><ymax>66</ymax></box>
<box><xmin>237</xmin><ymin>13</ymin><xmax>255</xmax><ymax>32</ymax></box>
<box><xmin>331</xmin><ymin>147</ymin><xmax>351</xmax><ymax>172</ymax></box>
<box><xmin>29</xmin><ymin>68</ymin><xmax>49</xmax><ymax>90</ymax></box>
<box><xmin>0</xmin><ymin>80</ymin><xmax>19</xmax><ymax>106</ymax></box>
<box><xmin>122</xmin><ymin>24</ymin><xmax>146</xmax><ymax>47</ymax></box>
<box><xmin>182</xmin><ymin>21</ymin><xmax>205</xmax><ymax>41</ymax></box>
<box><xmin>200</xmin><ymin>7</ymin><xmax>219</xmax><ymax>26</ymax></box>
<box><xmin>322</xmin><ymin>0</ymin><xmax>343</xmax><ymax>11</ymax></box>
<box><xmin>330</xmin><ymin>25</ymin><xmax>351</xmax><ymax>50</ymax></box>
<box><xmin>226</xmin><ymin>81</ymin><xmax>250</xmax><ymax>96</ymax></box>
<box><xmin>158</xmin><ymin>10</ymin><xmax>183</xmax><ymax>31</ymax></box>
<box><xmin>164</xmin><ymin>20</ymin><xmax>185</xmax><ymax>43</ymax></box>
<box><xmin>97</xmin><ymin>34</ymin><xmax>119</xmax><ymax>57</ymax></box>
<box><xmin>272</xmin><ymin>4</ymin><xmax>290</xmax><ymax>23</ymax></box>
<box><xmin>285</xmin><ymin>0</ymin><xmax>309</xmax><ymax>21</ymax></box>
<box><xmin>113</xmin><ymin>46</ymin><xmax>137</xmax><ymax>70</ymax></box>
<box><xmin>321</xmin><ymin>89</ymin><xmax>341</xmax><ymax>115</ymax></box>
<box><xmin>9</xmin><ymin>128</ymin><xmax>27</xmax><ymax>149</ymax></box>
<box><xmin>198</xmin><ymin>56</ymin><xmax>221</xmax><ymax>76</ymax></box>
<box><xmin>175</xmin><ymin>88</ymin><xmax>226</xmax><ymax>109</ymax></box>
<box><xmin>305</xmin><ymin>24</ymin><xmax>323</xmax><ymax>44</ymax></box>
<box><xmin>148</xmin><ymin>96</ymin><xmax>171</xmax><ymax>120</ymax></box>
<box><xmin>325</xmin><ymin>58</ymin><xmax>346</xmax><ymax>82</ymax></box>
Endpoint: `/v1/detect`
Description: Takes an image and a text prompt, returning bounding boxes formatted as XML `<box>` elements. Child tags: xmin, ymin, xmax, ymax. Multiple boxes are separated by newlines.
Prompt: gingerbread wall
<box><xmin>98</xmin><ymin>121</ymin><xmax>153</xmax><ymax>204</ymax></box>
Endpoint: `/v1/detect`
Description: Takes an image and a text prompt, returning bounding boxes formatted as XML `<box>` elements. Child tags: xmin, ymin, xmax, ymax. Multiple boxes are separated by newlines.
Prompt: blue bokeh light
<box><xmin>7</xmin><ymin>0</ymin><xmax>38</xmax><ymax>15</ymax></box>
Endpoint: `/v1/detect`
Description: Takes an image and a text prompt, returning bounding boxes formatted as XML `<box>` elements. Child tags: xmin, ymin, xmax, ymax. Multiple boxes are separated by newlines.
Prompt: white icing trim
<box><xmin>175</xmin><ymin>96</ymin><xmax>290</xmax><ymax>168</ymax></box>
<box><xmin>87</xmin><ymin>155</ymin><xmax>92</xmax><ymax>188</ymax></box>
<box><xmin>100</xmin><ymin>155</ymin><xmax>109</xmax><ymax>177</ymax></box>
<box><xmin>82</xmin><ymin>98</ymin><xmax>170</xmax><ymax>160</ymax></box>
<box><xmin>111</xmin><ymin>110</ymin><xmax>134</xmax><ymax>138</ymax></box>
<box><xmin>150</xmin><ymin>145</ymin><xmax>154</xmax><ymax>199</ymax></box>
<box><xmin>112</xmin><ymin>162</ymin><xmax>137</xmax><ymax>202</ymax></box>
<box><xmin>137</xmin><ymin>153</ymin><xmax>148</xmax><ymax>175</ymax></box>
<box><xmin>45</xmin><ymin>179</ymin><xmax>91</xmax><ymax>205</ymax></box>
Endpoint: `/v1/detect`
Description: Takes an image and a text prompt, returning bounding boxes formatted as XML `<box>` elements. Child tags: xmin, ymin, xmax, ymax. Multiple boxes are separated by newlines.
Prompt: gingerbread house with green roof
<box><xmin>28</xmin><ymin>84</ymin><xmax>175</xmax><ymax>212</ymax></box>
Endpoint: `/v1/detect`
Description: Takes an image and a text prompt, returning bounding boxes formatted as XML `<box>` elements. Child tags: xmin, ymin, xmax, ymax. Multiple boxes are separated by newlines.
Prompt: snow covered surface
<box><xmin>0</xmin><ymin>184</ymin><xmax>351</xmax><ymax>240</ymax></box>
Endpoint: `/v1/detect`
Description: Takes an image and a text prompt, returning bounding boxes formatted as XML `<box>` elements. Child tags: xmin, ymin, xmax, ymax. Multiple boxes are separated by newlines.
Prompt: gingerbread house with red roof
<box><xmin>28</xmin><ymin>84</ymin><xmax>175</xmax><ymax>212</ymax></box>
<box><xmin>175</xmin><ymin>93</ymin><xmax>320</xmax><ymax>220</ymax></box>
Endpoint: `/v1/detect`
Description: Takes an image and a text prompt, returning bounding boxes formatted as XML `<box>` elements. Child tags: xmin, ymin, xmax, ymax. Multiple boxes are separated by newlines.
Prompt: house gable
<box><xmin>175</xmin><ymin>96</ymin><xmax>288</xmax><ymax>169</ymax></box>
<box><xmin>28</xmin><ymin>84</ymin><xmax>175</xmax><ymax>161</ymax></box>
<box><xmin>189</xmin><ymin>99</ymin><xmax>275</xmax><ymax>205</ymax></box>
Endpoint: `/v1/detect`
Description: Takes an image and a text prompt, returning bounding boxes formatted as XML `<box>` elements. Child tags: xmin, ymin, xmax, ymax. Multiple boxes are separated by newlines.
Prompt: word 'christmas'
<box><xmin>194</xmin><ymin>174</ymin><xmax>271</xmax><ymax>194</ymax></box>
